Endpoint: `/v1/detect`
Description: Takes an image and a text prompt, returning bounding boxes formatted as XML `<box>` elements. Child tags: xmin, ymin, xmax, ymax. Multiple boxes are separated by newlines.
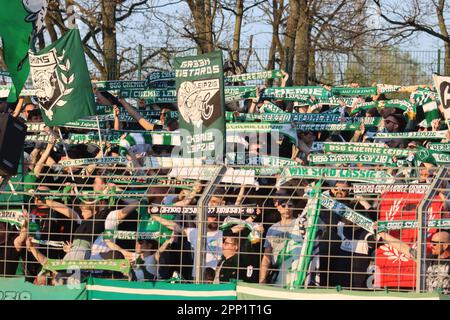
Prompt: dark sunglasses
<box><xmin>275</xmin><ymin>200</ymin><xmax>293</xmax><ymax>207</ymax></box>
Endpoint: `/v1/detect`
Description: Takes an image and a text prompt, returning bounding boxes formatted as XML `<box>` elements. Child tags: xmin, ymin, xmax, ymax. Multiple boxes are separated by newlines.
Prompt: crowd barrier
<box><xmin>1</xmin><ymin>277</ymin><xmax>448</xmax><ymax>300</ymax></box>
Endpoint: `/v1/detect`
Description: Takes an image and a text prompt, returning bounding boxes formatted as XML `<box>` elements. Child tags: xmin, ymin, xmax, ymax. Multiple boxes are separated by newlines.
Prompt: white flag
<box><xmin>432</xmin><ymin>74</ymin><xmax>450</xmax><ymax>123</ymax></box>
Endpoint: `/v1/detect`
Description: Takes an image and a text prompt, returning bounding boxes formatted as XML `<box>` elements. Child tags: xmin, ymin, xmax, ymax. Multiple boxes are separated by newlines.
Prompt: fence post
<box><xmin>194</xmin><ymin>165</ymin><xmax>227</xmax><ymax>284</ymax></box>
<box><xmin>138</xmin><ymin>44</ymin><xmax>143</xmax><ymax>80</ymax></box>
<box><xmin>415</xmin><ymin>166</ymin><xmax>447</xmax><ymax>293</ymax></box>
<box><xmin>437</xmin><ymin>49</ymin><xmax>442</xmax><ymax>75</ymax></box>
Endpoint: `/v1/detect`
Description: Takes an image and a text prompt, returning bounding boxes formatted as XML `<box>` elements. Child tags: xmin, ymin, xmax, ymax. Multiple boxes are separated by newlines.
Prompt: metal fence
<box><xmin>1</xmin><ymin>161</ymin><xmax>448</xmax><ymax>293</ymax></box>
<box><xmin>91</xmin><ymin>47</ymin><xmax>443</xmax><ymax>86</ymax></box>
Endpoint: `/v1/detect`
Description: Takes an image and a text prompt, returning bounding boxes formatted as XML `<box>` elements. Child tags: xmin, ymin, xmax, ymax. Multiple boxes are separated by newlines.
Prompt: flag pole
<box><xmin>96</xmin><ymin>115</ymin><xmax>104</xmax><ymax>155</ymax></box>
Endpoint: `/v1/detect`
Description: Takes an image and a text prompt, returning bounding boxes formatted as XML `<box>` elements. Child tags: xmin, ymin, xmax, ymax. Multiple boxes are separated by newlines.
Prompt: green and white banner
<box><xmin>87</xmin><ymin>278</ymin><xmax>237</xmax><ymax>300</ymax></box>
<box><xmin>44</xmin><ymin>259</ymin><xmax>130</xmax><ymax>275</ymax></box>
<box><xmin>323</xmin><ymin>142</ymin><xmax>412</xmax><ymax>157</ymax></box>
<box><xmin>0</xmin><ymin>209</ymin><xmax>25</xmax><ymax>227</ymax></box>
<box><xmin>372</xmin><ymin>130</ymin><xmax>448</xmax><ymax>140</ymax></box>
<box><xmin>278</xmin><ymin>166</ymin><xmax>394</xmax><ymax>187</ymax></box>
<box><xmin>353</xmin><ymin>184</ymin><xmax>429</xmax><ymax>195</ymax></box>
<box><xmin>320</xmin><ymin>193</ymin><xmax>374</xmax><ymax>233</ymax></box>
<box><xmin>226</xmin><ymin>153</ymin><xmax>299</xmax><ymax>175</ymax></box>
<box><xmin>59</xmin><ymin>157</ymin><xmax>129</xmax><ymax>167</ymax></box>
<box><xmin>29</xmin><ymin>28</ymin><xmax>96</xmax><ymax>126</ymax></box>
<box><xmin>292</xmin><ymin>181</ymin><xmax>322</xmax><ymax>289</ymax></box>
<box><xmin>175</xmin><ymin>50</ymin><xmax>226</xmax><ymax>161</ymax></box>
<box><xmin>309</xmin><ymin>153</ymin><xmax>395</xmax><ymax>166</ymax></box>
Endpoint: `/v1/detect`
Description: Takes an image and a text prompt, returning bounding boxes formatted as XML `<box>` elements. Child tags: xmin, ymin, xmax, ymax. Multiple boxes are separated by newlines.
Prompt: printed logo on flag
<box><xmin>178</xmin><ymin>79</ymin><xmax>220</xmax><ymax>128</ymax></box>
<box><xmin>29</xmin><ymin>48</ymin><xmax>74</xmax><ymax>120</ymax></box>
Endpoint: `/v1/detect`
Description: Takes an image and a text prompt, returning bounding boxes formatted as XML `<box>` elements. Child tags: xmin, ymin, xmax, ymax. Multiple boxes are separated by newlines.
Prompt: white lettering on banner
<box><xmin>353</xmin><ymin>184</ymin><xmax>429</xmax><ymax>194</ymax></box>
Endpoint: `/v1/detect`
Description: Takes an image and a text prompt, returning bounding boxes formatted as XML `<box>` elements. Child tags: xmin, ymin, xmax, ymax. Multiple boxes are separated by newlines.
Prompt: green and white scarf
<box><xmin>226</xmin><ymin>123</ymin><xmax>298</xmax><ymax>145</ymax></box>
<box><xmin>323</xmin><ymin>142</ymin><xmax>412</xmax><ymax>158</ymax></box>
<box><xmin>294</xmin><ymin>122</ymin><xmax>360</xmax><ymax>131</ymax></box>
<box><xmin>309</xmin><ymin>153</ymin><xmax>395</xmax><ymax>166</ymax></box>
<box><xmin>372</xmin><ymin>130</ymin><xmax>448</xmax><ymax>140</ymax></box>
<box><xmin>319</xmin><ymin>193</ymin><xmax>374</xmax><ymax>233</ymax></box>
<box><xmin>331</xmin><ymin>86</ymin><xmax>377</xmax><ymax>97</ymax></box>
<box><xmin>428</xmin><ymin>143</ymin><xmax>450</xmax><ymax>153</ymax></box>
<box><xmin>0</xmin><ymin>209</ymin><xmax>25</xmax><ymax>227</ymax></box>
<box><xmin>59</xmin><ymin>157</ymin><xmax>129</xmax><ymax>167</ymax></box>
<box><xmin>220</xmin><ymin>217</ymin><xmax>262</xmax><ymax>243</ymax></box>
<box><xmin>261</xmin><ymin>86</ymin><xmax>330</xmax><ymax>100</ymax></box>
<box><xmin>278</xmin><ymin>166</ymin><xmax>394</xmax><ymax>187</ymax></box>
<box><xmin>43</xmin><ymin>259</ymin><xmax>130</xmax><ymax>275</ymax></box>
<box><xmin>225</xmin><ymin>70</ymin><xmax>282</xmax><ymax>83</ymax></box>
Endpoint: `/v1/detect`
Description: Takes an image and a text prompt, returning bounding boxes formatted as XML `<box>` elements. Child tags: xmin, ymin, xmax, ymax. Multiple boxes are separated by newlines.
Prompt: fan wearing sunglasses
<box><xmin>259</xmin><ymin>194</ymin><xmax>303</xmax><ymax>286</ymax></box>
<box><xmin>375</xmin><ymin>227</ymin><xmax>450</xmax><ymax>294</ymax></box>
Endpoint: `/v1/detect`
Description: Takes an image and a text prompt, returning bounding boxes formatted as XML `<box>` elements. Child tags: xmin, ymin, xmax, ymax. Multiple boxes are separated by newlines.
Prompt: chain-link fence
<box><xmin>1</xmin><ymin>160</ymin><xmax>449</xmax><ymax>293</ymax></box>
<box><xmin>91</xmin><ymin>47</ymin><xmax>443</xmax><ymax>87</ymax></box>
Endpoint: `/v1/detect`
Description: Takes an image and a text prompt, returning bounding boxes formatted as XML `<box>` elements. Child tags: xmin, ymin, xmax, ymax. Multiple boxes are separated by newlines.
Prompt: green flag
<box><xmin>0</xmin><ymin>0</ymin><xmax>48</xmax><ymax>102</ymax></box>
<box><xmin>29</xmin><ymin>28</ymin><xmax>96</xmax><ymax>126</ymax></box>
<box><xmin>174</xmin><ymin>50</ymin><xmax>226</xmax><ymax>162</ymax></box>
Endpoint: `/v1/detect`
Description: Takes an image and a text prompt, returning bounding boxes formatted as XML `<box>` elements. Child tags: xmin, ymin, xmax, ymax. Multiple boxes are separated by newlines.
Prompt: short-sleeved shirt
<box><xmin>264</xmin><ymin>219</ymin><xmax>304</xmax><ymax>286</ymax></box>
<box><xmin>185</xmin><ymin>228</ymin><xmax>222</xmax><ymax>278</ymax></box>
<box><xmin>264</xmin><ymin>219</ymin><xmax>303</xmax><ymax>265</ymax></box>
<box><xmin>90</xmin><ymin>210</ymin><xmax>121</xmax><ymax>259</ymax></box>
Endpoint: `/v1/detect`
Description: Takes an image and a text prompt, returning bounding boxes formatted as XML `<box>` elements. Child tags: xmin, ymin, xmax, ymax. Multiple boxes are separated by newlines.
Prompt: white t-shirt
<box><xmin>185</xmin><ymin>228</ymin><xmax>223</xmax><ymax>278</ymax></box>
<box><xmin>264</xmin><ymin>219</ymin><xmax>304</xmax><ymax>286</ymax></box>
<box><xmin>90</xmin><ymin>210</ymin><xmax>121</xmax><ymax>260</ymax></box>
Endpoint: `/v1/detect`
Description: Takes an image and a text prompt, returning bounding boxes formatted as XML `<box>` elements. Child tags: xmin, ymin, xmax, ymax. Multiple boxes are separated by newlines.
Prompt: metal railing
<box><xmin>0</xmin><ymin>162</ymin><xmax>448</xmax><ymax>293</ymax></box>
